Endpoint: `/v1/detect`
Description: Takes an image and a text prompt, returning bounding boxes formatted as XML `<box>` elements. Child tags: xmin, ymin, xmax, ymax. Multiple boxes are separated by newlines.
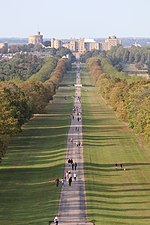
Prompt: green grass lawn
<box><xmin>81</xmin><ymin>70</ymin><xmax>150</xmax><ymax>225</ymax></box>
<box><xmin>0</xmin><ymin>71</ymin><xmax>76</xmax><ymax>225</ymax></box>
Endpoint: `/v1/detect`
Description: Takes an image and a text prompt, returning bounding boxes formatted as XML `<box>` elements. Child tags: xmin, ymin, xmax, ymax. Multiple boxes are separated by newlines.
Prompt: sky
<box><xmin>0</xmin><ymin>0</ymin><xmax>150</xmax><ymax>39</ymax></box>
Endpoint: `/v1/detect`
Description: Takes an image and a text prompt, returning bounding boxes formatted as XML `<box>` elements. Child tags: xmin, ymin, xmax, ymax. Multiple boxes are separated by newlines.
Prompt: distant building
<box><xmin>49</xmin><ymin>37</ymin><xmax>101</xmax><ymax>55</ymax></box>
<box><xmin>78</xmin><ymin>38</ymin><xmax>86</xmax><ymax>54</ymax></box>
<box><xmin>84</xmin><ymin>38</ymin><xmax>101</xmax><ymax>51</ymax></box>
<box><xmin>69</xmin><ymin>38</ymin><xmax>78</xmax><ymax>52</ymax></box>
<box><xmin>51</xmin><ymin>38</ymin><xmax>62</xmax><ymax>49</ymax></box>
<box><xmin>103</xmin><ymin>35</ymin><xmax>121</xmax><ymax>51</ymax></box>
<box><xmin>28</xmin><ymin>32</ymin><xmax>43</xmax><ymax>45</ymax></box>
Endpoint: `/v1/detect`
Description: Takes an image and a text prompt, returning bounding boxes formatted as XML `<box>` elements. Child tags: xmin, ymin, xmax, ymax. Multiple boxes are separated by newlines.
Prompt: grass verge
<box><xmin>0</xmin><ymin>71</ymin><xmax>76</xmax><ymax>225</ymax></box>
<box><xmin>81</xmin><ymin>69</ymin><xmax>150</xmax><ymax>225</ymax></box>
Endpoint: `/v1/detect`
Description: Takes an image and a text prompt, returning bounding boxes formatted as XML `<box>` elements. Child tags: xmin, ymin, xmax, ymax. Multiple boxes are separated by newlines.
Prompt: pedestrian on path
<box><xmin>68</xmin><ymin>171</ymin><xmax>72</xmax><ymax>179</ymax></box>
<box><xmin>65</xmin><ymin>171</ymin><xmax>69</xmax><ymax>181</ymax></box>
<box><xmin>73</xmin><ymin>173</ymin><xmax>77</xmax><ymax>181</ymax></box>
<box><xmin>69</xmin><ymin>177</ymin><xmax>72</xmax><ymax>186</ymax></box>
<box><xmin>54</xmin><ymin>216</ymin><xmax>59</xmax><ymax>225</ymax></box>
<box><xmin>61</xmin><ymin>178</ymin><xmax>64</xmax><ymax>186</ymax></box>
<box><xmin>74</xmin><ymin>162</ymin><xmax>77</xmax><ymax>170</ymax></box>
<box><xmin>72</xmin><ymin>162</ymin><xmax>75</xmax><ymax>170</ymax></box>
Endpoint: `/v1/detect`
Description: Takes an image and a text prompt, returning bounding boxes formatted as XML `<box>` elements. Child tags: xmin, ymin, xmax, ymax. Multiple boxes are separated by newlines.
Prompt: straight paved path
<box><xmin>51</xmin><ymin>62</ymin><xmax>93</xmax><ymax>225</ymax></box>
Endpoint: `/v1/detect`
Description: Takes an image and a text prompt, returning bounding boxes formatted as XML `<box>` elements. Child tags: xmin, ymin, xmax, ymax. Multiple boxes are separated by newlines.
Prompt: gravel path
<box><xmin>51</xmin><ymin>62</ymin><xmax>93</xmax><ymax>225</ymax></box>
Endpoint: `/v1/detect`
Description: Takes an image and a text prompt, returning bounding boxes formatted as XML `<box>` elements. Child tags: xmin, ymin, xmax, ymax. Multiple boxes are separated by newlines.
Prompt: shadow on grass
<box><xmin>88</xmin><ymin>212</ymin><xmax>150</xmax><ymax>220</ymax></box>
<box><xmin>85</xmin><ymin>181</ymin><xmax>150</xmax><ymax>222</ymax></box>
<box><xmin>84</xmin><ymin>162</ymin><xmax>150</xmax><ymax>222</ymax></box>
<box><xmin>83</xmin><ymin>135</ymin><xmax>126</xmax><ymax>147</ymax></box>
<box><xmin>0</xmin><ymin>71</ymin><xmax>75</xmax><ymax>225</ymax></box>
<box><xmin>82</xmin><ymin>117</ymin><xmax>121</xmax><ymax>127</ymax></box>
<box><xmin>0</xmin><ymin>163</ymin><xmax>65</xmax><ymax>225</ymax></box>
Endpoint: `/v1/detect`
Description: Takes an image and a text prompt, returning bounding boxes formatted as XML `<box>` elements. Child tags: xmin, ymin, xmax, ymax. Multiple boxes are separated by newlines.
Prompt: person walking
<box><xmin>69</xmin><ymin>177</ymin><xmax>72</xmax><ymax>186</ymax></box>
<box><xmin>74</xmin><ymin>162</ymin><xmax>77</xmax><ymax>170</ymax></box>
<box><xmin>72</xmin><ymin>162</ymin><xmax>75</xmax><ymax>170</ymax></box>
<box><xmin>73</xmin><ymin>173</ymin><xmax>77</xmax><ymax>181</ymax></box>
<box><xmin>65</xmin><ymin>171</ymin><xmax>69</xmax><ymax>182</ymax></box>
<box><xmin>54</xmin><ymin>216</ymin><xmax>59</xmax><ymax>225</ymax></box>
<box><xmin>61</xmin><ymin>178</ymin><xmax>64</xmax><ymax>186</ymax></box>
<box><xmin>68</xmin><ymin>171</ymin><xmax>72</xmax><ymax>179</ymax></box>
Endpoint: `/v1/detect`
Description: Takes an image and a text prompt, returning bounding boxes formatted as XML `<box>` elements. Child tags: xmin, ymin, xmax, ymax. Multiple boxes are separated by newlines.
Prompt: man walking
<box><xmin>74</xmin><ymin>162</ymin><xmax>77</xmax><ymax>170</ymax></box>
<box><xmin>54</xmin><ymin>216</ymin><xmax>59</xmax><ymax>225</ymax></box>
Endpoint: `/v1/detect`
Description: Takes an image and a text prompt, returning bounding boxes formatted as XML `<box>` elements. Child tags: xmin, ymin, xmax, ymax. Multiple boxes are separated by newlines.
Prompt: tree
<box><xmin>86</xmin><ymin>56</ymin><xmax>150</xmax><ymax>145</ymax></box>
<box><xmin>20</xmin><ymin>80</ymin><xmax>49</xmax><ymax>113</ymax></box>
<box><xmin>1</xmin><ymin>82</ymin><xmax>31</xmax><ymax>126</ymax></box>
<box><xmin>0</xmin><ymin>82</ymin><xmax>30</xmax><ymax>158</ymax></box>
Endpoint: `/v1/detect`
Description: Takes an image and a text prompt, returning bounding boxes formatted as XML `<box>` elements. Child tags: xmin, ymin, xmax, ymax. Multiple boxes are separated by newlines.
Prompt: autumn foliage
<box><xmin>86</xmin><ymin>57</ymin><xmax>150</xmax><ymax>145</ymax></box>
<box><xmin>0</xmin><ymin>58</ymin><xmax>71</xmax><ymax>159</ymax></box>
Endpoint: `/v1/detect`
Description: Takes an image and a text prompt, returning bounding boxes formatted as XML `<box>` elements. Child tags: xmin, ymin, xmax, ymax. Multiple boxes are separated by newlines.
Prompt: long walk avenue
<box><xmin>51</xmin><ymin>62</ymin><xmax>93</xmax><ymax>225</ymax></box>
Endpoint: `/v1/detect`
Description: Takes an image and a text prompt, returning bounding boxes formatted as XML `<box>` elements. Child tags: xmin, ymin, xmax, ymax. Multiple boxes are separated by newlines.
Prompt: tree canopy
<box><xmin>0</xmin><ymin>58</ymin><xmax>71</xmax><ymax>159</ymax></box>
<box><xmin>86</xmin><ymin>57</ymin><xmax>150</xmax><ymax>146</ymax></box>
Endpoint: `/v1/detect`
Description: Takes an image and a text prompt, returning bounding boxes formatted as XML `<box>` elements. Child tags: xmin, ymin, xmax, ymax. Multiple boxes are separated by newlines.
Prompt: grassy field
<box><xmin>0</xmin><ymin>71</ymin><xmax>76</xmax><ymax>225</ymax></box>
<box><xmin>81</xmin><ymin>68</ymin><xmax>150</xmax><ymax>225</ymax></box>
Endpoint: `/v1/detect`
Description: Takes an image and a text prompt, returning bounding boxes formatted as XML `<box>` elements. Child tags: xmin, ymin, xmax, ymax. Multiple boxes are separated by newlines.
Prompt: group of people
<box><xmin>55</xmin><ymin>178</ymin><xmax>65</xmax><ymax>187</ymax></box>
<box><xmin>115</xmin><ymin>163</ymin><xmax>125</xmax><ymax>170</ymax></box>
<box><xmin>55</xmin><ymin>162</ymin><xmax>78</xmax><ymax>188</ymax></box>
<box><xmin>68</xmin><ymin>158</ymin><xmax>77</xmax><ymax>170</ymax></box>
<box><xmin>53</xmin><ymin>69</ymin><xmax>82</xmax><ymax>224</ymax></box>
<box><xmin>69</xmin><ymin>137</ymin><xmax>82</xmax><ymax>147</ymax></box>
<box><xmin>65</xmin><ymin>170</ymin><xmax>77</xmax><ymax>186</ymax></box>
<box><xmin>54</xmin><ymin>175</ymin><xmax>73</xmax><ymax>187</ymax></box>
<box><xmin>72</xmin><ymin>112</ymin><xmax>82</xmax><ymax>123</ymax></box>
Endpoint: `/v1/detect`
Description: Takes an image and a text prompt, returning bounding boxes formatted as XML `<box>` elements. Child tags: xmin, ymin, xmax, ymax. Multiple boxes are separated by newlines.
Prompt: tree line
<box><xmin>0</xmin><ymin>53</ymin><xmax>44</xmax><ymax>81</ymax></box>
<box><xmin>80</xmin><ymin>45</ymin><xmax>150</xmax><ymax>73</ymax></box>
<box><xmin>0</xmin><ymin>58</ymin><xmax>71</xmax><ymax>160</ymax></box>
<box><xmin>86</xmin><ymin>57</ymin><xmax>150</xmax><ymax>146</ymax></box>
<box><xmin>106</xmin><ymin>46</ymin><xmax>150</xmax><ymax>71</ymax></box>
<box><xmin>80</xmin><ymin>50</ymin><xmax>101</xmax><ymax>63</ymax></box>
<box><xmin>28</xmin><ymin>57</ymin><xmax>57</xmax><ymax>82</ymax></box>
